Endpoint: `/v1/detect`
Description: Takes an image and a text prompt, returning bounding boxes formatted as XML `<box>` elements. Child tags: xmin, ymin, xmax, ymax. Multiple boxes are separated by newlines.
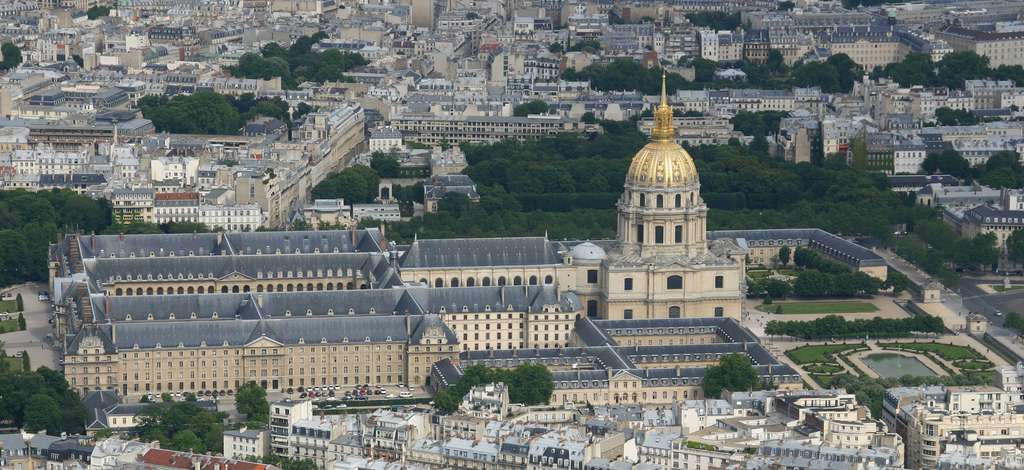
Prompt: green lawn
<box><xmin>0</xmin><ymin>318</ymin><xmax>20</xmax><ymax>333</ymax></box>
<box><xmin>0</xmin><ymin>299</ymin><xmax>17</xmax><ymax>313</ymax></box>
<box><xmin>804</xmin><ymin>363</ymin><xmax>844</xmax><ymax>374</ymax></box>
<box><xmin>787</xmin><ymin>343</ymin><xmax>865</xmax><ymax>364</ymax></box>
<box><xmin>757</xmin><ymin>301</ymin><xmax>879</xmax><ymax>315</ymax></box>
<box><xmin>1</xmin><ymin>356</ymin><xmax>22</xmax><ymax>371</ymax></box>
<box><xmin>992</xmin><ymin>285</ymin><xmax>1024</xmax><ymax>292</ymax></box>
<box><xmin>880</xmin><ymin>342</ymin><xmax>983</xmax><ymax>361</ymax></box>
<box><xmin>747</xmin><ymin>270</ymin><xmax>771</xmax><ymax>280</ymax></box>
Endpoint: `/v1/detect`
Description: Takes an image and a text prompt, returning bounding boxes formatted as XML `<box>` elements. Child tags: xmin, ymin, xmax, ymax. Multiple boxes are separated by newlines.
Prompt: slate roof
<box><xmin>400</xmin><ymin>237</ymin><xmax>562</xmax><ymax>268</ymax></box>
<box><xmin>68</xmin><ymin>314</ymin><xmax>443</xmax><ymax>354</ymax></box>
<box><xmin>84</xmin><ymin>252</ymin><xmax>401</xmax><ymax>290</ymax></box>
<box><xmin>75</xmin><ymin>229</ymin><xmax>386</xmax><ymax>260</ymax></box>
<box><xmin>88</xmin><ymin>286</ymin><xmax>577</xmax><ymax>324</ymax></box>
<box><xmin>708</xmin><ymin>228</ymin><xmax>884</xmax><ymax>267</ymax></box>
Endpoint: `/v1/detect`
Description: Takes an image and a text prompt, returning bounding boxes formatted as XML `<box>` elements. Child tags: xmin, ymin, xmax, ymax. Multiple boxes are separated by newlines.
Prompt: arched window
<box><xmin>197</xmin><ymin>286</ymin><xmax>205</xmax><ymax>294</ymax></box>
<box><xmin>586</xmin><ymin>300</ymin><xmax>598</xmax><ymax>317</ymax></box>
<box><xmin>231</xmin><ymin>286</ymin><xmax>239</xmax><ymax>293</ymax></box>
<box><xmin>639</xmin><ymin>194</ymin><xmax>646</xmax><ymax>207</ymax></box>
<box><xmin>306</xmin><ymin>283</ymin><xmax>314</xmax><ymax>291</ymax></box>
<box><xmin>466</xmin><ymin>277</ymin><xmax>476</xmax><ymax>287</ymax></box>
<box><xmin>667</xmin><ymin>275</ymin><xmax>683</xmax><ymax>290</ymax></box>
<box><xmin>419</xmin><ymin>278</ymin><xmax>428</xmax><ymax>286</ymax></box>
<box><xmin>243</xmin><ymin>285</ymin><xmax>251</xmax><ymax>293</ymax></box>
<box><xmin>146</xmin><ymin>288</ymin><xmax>154</xmax><ymax>295</ymax></box>
<box><xmin>513</xmin><ymin>276</ymin><xmax>522</xmax><ymax>286</ymax></box>
<box><xmin>156</xmin><ymin>287</ymin><xmax>164</xmax><ymax>295</ymax></box>
<box><xmin>450</xmin><ymin>278</ymin><xmax>460</xmax><ymax>287</ymax></box>
<box><xmin>177</xmin><ymin>287</ymin><xmax>184</xmax><ymax>294</ymax></box>
<box><xmin>529</xmin><ymin>275</ymin><xmax>538</xmax><ymax>285</ymax></box>
<box><xmin>690</xmin><ymin>193</ymin><xmax>694</xmax><ymax>204</ymax></box>
<box><xmin>497</xmin><ymin>276</ymin><xmax>507</xmax><ymax>286</ymax></box>
<box><xmin>669</xmin><ymin>306</ymin><xmax>681</xmax><ymax>318</ymax></box>
<box><xmin>656</xmin><ymin>195</ymin><xmax>663</xmax><ymax>208</ymax></box>
<box><xmin>675</xmin><ymin>194</ymin><xmax>682</xmax><ymax>207</ymax></box>
<box><xmin>115</xmin><ymin>288</ymin><xmax>123</xmax><ymax>295</ymax></box>
<box><xmin>482</xmin><ymin>277</ymin><xmax>492</xmax><ymax>286</ymax></box>
<box><xmin>675</xmin><ymin>225</ymin><xmax>683</xmax><ymax>243</ymax></box>
<box><xmin>256</xmin><ymin>285</ymin><xmax>264</xmax><ymax>292</ymax></box>
<box><xmin>187</xmin><ymin>287</ymin><xmax>194</xmax><ymax>294</ymax></box>
<box><xmin>435</xmin><ymin>278</ymin><xmax>444</xmax><ymax>288</ymax></box>
<box><xmin>220</xmin><ymin>286</ymin><xmax>228</xmax><ymax>293</ymax></box>
<box><xmin>544</xmin><ymin>275</ymin><xmax>553</xmax><ymax>284</ymax></box>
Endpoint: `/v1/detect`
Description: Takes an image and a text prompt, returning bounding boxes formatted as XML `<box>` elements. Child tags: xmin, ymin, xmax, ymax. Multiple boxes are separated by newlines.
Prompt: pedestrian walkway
<box><xmin>914</xmin><ymin>302</ymin><xmax>1013</xmax><ymax>367</ymax></box>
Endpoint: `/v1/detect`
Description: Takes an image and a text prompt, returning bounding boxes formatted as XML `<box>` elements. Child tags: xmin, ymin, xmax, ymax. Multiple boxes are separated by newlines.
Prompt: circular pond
<box><xmin>862</xmin><ymin>353</ymin><xmax>937</xmax><ymax>378</ymax></box>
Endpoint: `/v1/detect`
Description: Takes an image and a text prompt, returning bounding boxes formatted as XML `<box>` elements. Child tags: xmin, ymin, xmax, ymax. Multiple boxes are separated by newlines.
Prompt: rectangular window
<box><xmin>623</xmin><ymin>309</ymin><xmax>633</xmax><ymax>319</ymax></box>
<box><xmin>675</xmin><ymin>225</ymin><xmax>683</xmax><ymax>243</ymax></box>
<box><xmin>714</xmin><ymin>307</ymin><xmax>724</xmax><ymax>317</ymax></box>
<box><xmin>715</xmin><ymin>275</ymin><xmax>723</xmax><ymax>289</ymax></box>
<box><xmin>624</xmin><ymin>278</ymin><xmax>633</xmax><ymax>291</ymax></box>
<box><xmin>655</xmin><ymin>226</ymin><xmax>664</xmax><ymax>244</ymax></box>
<box><xmin>587</xmin><ymin>270</ymin><xmax>598</xmax><ymax>284</ymax></box>
<box><xmin>636</xmin><ymin>225</ymin><xmax>644</xmax><ymax>243</ymax></box>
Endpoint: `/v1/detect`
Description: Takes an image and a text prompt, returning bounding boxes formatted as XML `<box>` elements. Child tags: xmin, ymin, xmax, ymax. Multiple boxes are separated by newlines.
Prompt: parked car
<box><xmin>399</xmin><ymin>391</ymin><xmax>412</xmax><ymax>398</ymax></box>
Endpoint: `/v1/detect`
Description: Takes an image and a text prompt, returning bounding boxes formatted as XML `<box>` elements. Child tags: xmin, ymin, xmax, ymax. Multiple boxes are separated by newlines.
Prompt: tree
<box><xmin>777</xmin><ymin>246</ymin><xmax>791</xmax><ymax>266</ymax></box>
<box><xmin>311</xmin><ymin>165</ymin><xmax>380</xmax><ymax>203</ymax></box>
<box><xmin>513</xmin><ymin>100</ymin><xmax>550</xmax><ymax>116</ymax></box>
<box><xmin>685</xmin><ymin>12</ymin><xmax>740</xmax><ymax>30</ymax></box>
<box><xmin>548</xmin><ymin>43</ymin><xmax>563</xmax><ymax>54</ymax></box>
<box><xmin>506</xmin><ymin>363</ymin><xmax>553</xmax><ymax>405</ymax></box>
<box><xmin>921</xmin><ymin>148</ymin><xmax>971</xmax><ymax>179</ymax></box>
<box><xmin>702</xmin><ymin>353</ymin><xmax>762</xmax><ymax>398</ymax></box>
<box><xmin>884</xmin><ymin>270</ymin><xmax>909</xmax><ymax>296</ymax></box>
<box><xmin>791</xmin><ymin>61</ymin><xmax>840</xmax><ymax>93</ymax></box>
<box><xmin>236</xmin><ymin>382</ymin><xmax>270</xmax><ymax>425</ymax></box>
<box><xmin>170</xmin><ymin>430</ymin><xmax>205</xmax><ymax>453</ymax></box>
<box><xmin>0</xmin><ymin>43</ymin><xmax>22</xmax><ymax>71</ymax></box>
<box><xmin>370</xmin><ymin>153</ymin><xmax>401</xmax><ymax>178</ymax></box>
<box><xmin>777</xmin><ymin>1</ymin><xmax>794</xmax><ymax>10</ymax></box>
<box><xmin>433</xmin><ymin>389</ymin><xmax>462</xmax><ymax>413</ymax></box>
<box><xmin>1008</xmin><ymin>230</ymin><xmax>1024</xmax><ymax>265</ymax></box>
<box><xmin>934</xmin><ymin>107</ymin><xmax>980</xmax><ymax>126</ymax></box>
<box><xmin>86</xmin><ymin>5</ymin><xmax>111</xmax><ymax>19</ymax></box>
<box><xmin>763</xmin><ymin>278</ymin><xmax>792</xmax><ymax>299</ymax></box>
<box><xmin>15</xmin><ymin>293</ymin><xmax>22</xmax><ymax>311</ymax></box>
<box><xmin>17</xmin><ymin>312</ymin><xmax>25</xmax><ymax>331</ymax></box>
<box><xmin>581</xmin><ymin>112</ymin><xmax>597</xmax><ymax>124</ymax></box>
<box><xmin>23</xmin><ymin>394</ymin><xmax>60</xmax><ymax>433</ymax></box>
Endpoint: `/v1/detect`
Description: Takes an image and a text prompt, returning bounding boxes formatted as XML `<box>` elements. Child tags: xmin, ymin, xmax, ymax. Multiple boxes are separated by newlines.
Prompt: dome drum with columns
<box><xmin>588</xmin><ymin>72</ymin><xmax>745</xmax><ymax>320</ymax></box>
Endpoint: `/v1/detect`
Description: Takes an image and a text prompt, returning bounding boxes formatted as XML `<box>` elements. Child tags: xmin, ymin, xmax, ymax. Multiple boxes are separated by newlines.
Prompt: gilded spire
<box><xmin>651</xmin><ymin>71</ymin><xmax>674</xmax><ymax>141</ymax></box>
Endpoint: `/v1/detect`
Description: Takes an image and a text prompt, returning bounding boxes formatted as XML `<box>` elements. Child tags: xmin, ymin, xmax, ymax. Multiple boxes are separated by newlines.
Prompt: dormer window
<box><xmin>147</xmin><ymin>314</ymin><xmax>154</xmax><ymax>320</ymax></box>
<box><xmin>285</xmin><ymin>310</ymin><xmax>292</xmax><ymax>317</ymax></box>
<box><xmin>327</xmin><ymin>309</ymin><xmax>334</xmax><ymax>316</ymax></box>
<box><xmin>168</xmin><ymin>313</ymin><xmax>176</xmax><ymax>320</ymax></box>
<box><xmin>306</xmin><ymin>309</ymin><xmax>312</xmax><ymax>316</ymax></box>
<box><xmin>369</xmin><ymin>308</ymin><xmax>376</xmax><ymax>314</ymax></box>
<box><xmin>190</xmin><ymin>312</ymin><xmax>197</xmax><ymax>319</ymax></box>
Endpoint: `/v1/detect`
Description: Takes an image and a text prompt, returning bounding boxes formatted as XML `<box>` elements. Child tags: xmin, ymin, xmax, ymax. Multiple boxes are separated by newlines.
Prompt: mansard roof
<box><xmin>399</xmin><ymin>237</ymin><xmax>562</xmax><ymax>268</ymax></box>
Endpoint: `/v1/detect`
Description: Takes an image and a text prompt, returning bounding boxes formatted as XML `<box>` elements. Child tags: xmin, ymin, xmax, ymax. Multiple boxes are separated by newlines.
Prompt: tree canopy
<box><xmin>433</xmin><ymin>364</ymin><xmax>554</xmax><ymax>413</ymax></box>
<box><xmin>702</xmin><ymin>353</ymin><xmax>765</xmax><ymax>398</ymax></box>
<box><xmin>765</xmin><ymin>314</ymin><xmax>945</xmax><ymax>340</ymax></box>
<box><xmin>874</xmin><ymin>51</ymin><xmax>1024</xmax><ymax>89</ymax></box>
<box><xmin>311</xmin><ymin>165</ymin><xmax>380</xmax><ymax>203</ymax></box>
<box><xmin>513</xmin><ymin>100</ymin><xmax>550</xmax><ymax>116</ymax></box>
<box><xmin>0</xmin><ymin>43</ymin><xmax>22</xmax><ymax>71</ymax></box>
<box><xmin>136</xmin><ymin>401</ymin><xmax>227</xmax><ymax>454</ymax></box>
<box><xmin>138</xmin><ymin>92</ymin><xmax>311</xmax><ymax>135</ymax></box>
<box><xmin>86</xmin><ymin>5</ymin><xmax>111</xmax><ymax>19</ymax></box>
<box><xmin>226</xmin><ymin>33</ymin><xmax>367</xmax><ymax>89</ymax></box>
<box><xmin>236</xmin><ymin>382</ymin><xmax>270</xmax><ymax>425</ymax></box>
<box><xmin>0</xmin><ymin>367</ymin><xmax>87</xmax><ymax>435</ymax></box>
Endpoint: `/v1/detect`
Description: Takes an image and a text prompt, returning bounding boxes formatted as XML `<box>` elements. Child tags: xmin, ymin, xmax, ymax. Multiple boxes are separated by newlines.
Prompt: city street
<box><xmin>0</xmin><ymin>282</ymin><xmax>58</xmax><ymax>370</ymax></box>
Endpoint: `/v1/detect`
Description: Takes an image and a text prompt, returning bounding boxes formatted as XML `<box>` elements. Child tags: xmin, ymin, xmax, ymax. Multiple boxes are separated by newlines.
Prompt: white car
<box><xmin>387</xmin><ymin>393</ymin><xmax>397</xmax><ymax>399</ymax></box>
<box><xmin>399</xmin><ymin>391</ymin><xmax>412</xmax><ymax>398</ymax></box>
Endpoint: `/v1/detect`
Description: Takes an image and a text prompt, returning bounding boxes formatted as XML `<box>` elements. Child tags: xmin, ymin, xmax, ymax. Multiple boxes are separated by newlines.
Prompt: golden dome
<box><xmin>625</xmin><ymin>72</ymin><xmax>699</xmax><ymax>189</ymax></box>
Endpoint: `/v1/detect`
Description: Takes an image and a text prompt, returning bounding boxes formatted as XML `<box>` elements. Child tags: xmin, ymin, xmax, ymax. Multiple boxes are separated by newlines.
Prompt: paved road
<box><xmin>0</xmin><ymin>282</ymin><xmax>58</xmax><ymax>370</ymax></box>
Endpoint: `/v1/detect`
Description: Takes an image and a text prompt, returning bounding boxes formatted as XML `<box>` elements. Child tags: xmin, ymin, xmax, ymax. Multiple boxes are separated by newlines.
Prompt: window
<box><xmin>675</xmin><ymin>225</ymin><xmax>683</xmax><ymax>243</ymax></box>
<box><xmin>639</xmin><ymin>194</ymin><xmax>646</xmax><ymax>207</ymax></box>
<box><xmin>624</xmin><ymin>277</ymin><xmax>633</xmax><ymax>291</ymax></box>
<box><xmin>667</xmin><ymin>275</ymin><xmax>682</xmax><ymax>290</ymax></box>
<box><xmin>623</xmin><ymin>309</ymin><xmax>633</xmax><ymax>319</ymax></box>
<box><xmin>636</xmin><ymin>225</ymin><xmax>644</xmax><ymax>243</ymax></box>
<box><xmin>669</xmin><ymin>306</ymin><xmax>680</xmax><ymax>318</ymax></box>
<box><xmin>586</xmin><ymin>300</ymin><xmax>598</xmax><ymax>318</ymax></box>
<box><xmin>587</xmin><ymin>270</ymin><xmax>598</xmax><ymax>284</ymax></box>
<box><xmin>656</xmin><ymin>195</ymin><xmax>663</xmax><ymax>208</ymax></box>
<box><xmin>675</xmin><ymin>194</ymin><xmax>682</xmax><ymax>207</ymax></box>
<box><xmin>715</xmin><ymin>275</ymin><xmax>724</xmax><ymax>288</ymax></box>
<box><xmin>714</xmin><ymin>307</ymin><xmax>724</xmax><ymax>317</ymax></box>
<box><xmin>655</xmin><ymin>226</ymin><xmax>664</xmax><ymax>244</ymax></box>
